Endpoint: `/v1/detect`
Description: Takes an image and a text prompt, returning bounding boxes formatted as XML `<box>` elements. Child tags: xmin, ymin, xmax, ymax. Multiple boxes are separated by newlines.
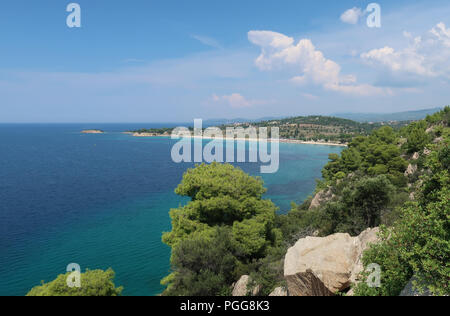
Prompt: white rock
<box><xmin>284</xmin><ymin>228</ymin><xmax>379</xmax><ymax>296</ymax></box>
<box><xmin>232</xmin><ymin>275</ymin><xmax>261</xmax><ymax>296</ymax></box>
<box><xmin>309</xmin><ymin>189</ymin><xmax>334</xmax><ymax>210</ymax></box>
<box><xmin>404</xmin><ymin>164</ymin><xmax>418</xmax><ymax>177</ymax></box>
<box><xmin>269</xmin><ymin>287</ymin><xmax>288</xmax><ymax>296</ymax></box>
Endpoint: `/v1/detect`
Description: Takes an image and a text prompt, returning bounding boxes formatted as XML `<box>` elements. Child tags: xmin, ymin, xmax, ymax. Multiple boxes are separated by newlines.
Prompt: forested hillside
<box><xmin>334</xmin><ymin>107</ymin><xmax>443</xmax><ymax>123</ymax></box>
<box><xmin>161</xmin><ymin>107</ymin><xmax>449</xmax><ymax>296</ymax></box>
<box><xmin>131</xmin><ymin>115</ymin><xmax>409</xmax><ymax>144</ymax></box>
<box><xmin>279</xmin><ymin>106</ymin><xmax>449</xmax><ymax>296</ymax></box>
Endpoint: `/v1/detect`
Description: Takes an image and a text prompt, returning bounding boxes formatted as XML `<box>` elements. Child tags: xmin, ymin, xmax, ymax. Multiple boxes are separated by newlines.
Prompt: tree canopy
<box><xmin>162</xmin><ymin>163</ymin><xmax>281</xmax><ymax>296</ymax></box>
<box><xmin>27</xmin><ymin>269</ymin><xmax>123</xmax><ymax>296</ymax></box>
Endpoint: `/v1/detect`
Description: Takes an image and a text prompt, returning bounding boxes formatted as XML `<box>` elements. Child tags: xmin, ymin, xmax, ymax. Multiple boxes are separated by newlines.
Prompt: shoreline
<box><xmin>128</xmin><ymin>133</ymin><xmax>348</xmax><ymax>147</ymax></box>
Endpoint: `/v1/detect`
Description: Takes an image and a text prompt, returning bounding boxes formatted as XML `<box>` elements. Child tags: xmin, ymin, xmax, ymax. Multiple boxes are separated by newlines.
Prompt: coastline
<box><xmin>128</xmin><ymin>133</ymin><xmax>348</xmax><ymax>147</ymax></box>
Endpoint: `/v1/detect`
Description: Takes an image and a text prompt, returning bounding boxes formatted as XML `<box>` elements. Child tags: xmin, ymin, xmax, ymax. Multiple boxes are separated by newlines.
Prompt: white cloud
<box><xmin>362</xmin><ymin>46</ymin><xmax>432</xmax><ymax>76</ymax></box>
<box><xmin>301</xmin><ymin>93</ymin><xmax>319</xmax><ymax>100</ymax></box>
<box><xmin>191</xmin><ymin>34</ymin><xmax>222</xmax><ymax>49</ymax></box>
<box><xmin>361</xmin><ymin>22</ymin><xmax>450</xmax><ymax>79</ymax></box>
<box><xmin>211</xmin><ymin>93</ymin><xmax>254</xmax><ymax>108</ymax></box>
<box><xmin>340</xmin><ymin>7</ymin><xmax>364</xmax><ymax>25</ymax></box>
<box><xmin>248</xmin><ymin>30</ymin><xmax>387</xmax><ymax>96</ymax></box>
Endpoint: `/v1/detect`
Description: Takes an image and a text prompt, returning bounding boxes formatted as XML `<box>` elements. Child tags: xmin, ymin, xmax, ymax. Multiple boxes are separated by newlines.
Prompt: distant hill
<box><xmin>132</xmin><ymin>108</ymin><xmax>445</xmax><ymax>144</ymax></box>
<box><xmin>228</xmin><ymin>115</ymin><xmax>391</xmax><ymax>143</ymax></box>
<box><xmin>333</xmin><ymin>107</ymin><xmax>443</xmax><ymax>123</ymax></box>
<box><xmin>202</xmin><ymin>116</ymin><xmax>284</xmax><ymax>126</ymax></box>
<box><xmin>132</xmin><ymin>115</ymin><xmax>411</xmax><ymax>144</ymax></box>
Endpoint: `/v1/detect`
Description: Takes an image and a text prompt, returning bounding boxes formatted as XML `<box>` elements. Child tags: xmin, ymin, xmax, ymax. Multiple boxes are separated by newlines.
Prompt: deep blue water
<box><xmin>0</xmin><ymin>124</ymin><xmax>342</xmax><ymax>296</ymax></box>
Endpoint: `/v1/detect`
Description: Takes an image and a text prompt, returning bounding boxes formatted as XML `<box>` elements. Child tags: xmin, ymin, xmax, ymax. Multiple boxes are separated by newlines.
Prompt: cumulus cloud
<box><xmin>361</xmin><ymin>22</ymin><xmax>450</xmax><ymax>79</ymax></box>
<box><xmin>248</xmin><ymin>30</ymin><xmax>387</xmax><ymax>96</ymax></box>
<box><xmin>362</xmin><ymin>46</ymin><xmax>432</xmax><ymax>76</ymax></box>
<box><xmin>340</xmin><ymin>7</ymin><xmax>364</xmax><ymax>25</ymax></box>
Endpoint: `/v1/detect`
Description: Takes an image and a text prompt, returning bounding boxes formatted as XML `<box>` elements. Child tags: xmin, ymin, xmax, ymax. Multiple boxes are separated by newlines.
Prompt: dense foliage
<box><xmin>161</xmin><ymin>163</ymin><xmax>281</xmax><ymax>296</ymax></box>
<box><xmin>355</xmin><ymin>109</ymin><xmax>449</xmax><ymax>296</ymax></box>
<box><xmin>27</xmin><ymin>269</ymin><xmax>123</xmax><ymax>296</ymax></box>
<box><xmin>279</xmin><ymin>125</ymin><xmax>410</xmax><ymax>240</ymax></box>
<box><xmin>161</xmin><ymin>107</ymin><xmax>449</xmax><ymax>296</ymax></box>
<box><xmin>273</xmin><ymin>107</ymin><xmax>449</xmax><ymax>296</ymax></box>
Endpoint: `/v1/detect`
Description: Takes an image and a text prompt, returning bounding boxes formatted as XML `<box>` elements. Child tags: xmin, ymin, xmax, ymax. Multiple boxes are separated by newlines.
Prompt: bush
<box><xmin>27</xmin><ymin>269</ymin><xmax>123</xmax><ymax>296</ymax></box>
<box><xmin>163</xmin><ymin>228</ymin><xmax>237</xmax><ymax>296</ymax></box>
<box><xmin>402</xmin><ymin>121</ymin><xmax>431</xmax><ymax>154</ymax></box>
<box><xmin>355</xmin><ymin>141</ymin><xmax>450</xmax><ymax>296</ymax></box>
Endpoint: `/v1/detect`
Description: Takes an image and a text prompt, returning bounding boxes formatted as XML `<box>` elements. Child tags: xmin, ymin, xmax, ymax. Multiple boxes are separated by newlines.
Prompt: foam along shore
<box><xmin>130</xmin><ymin>133</ymin><xmax>347</xmax><ymax>147</ymax></box>
<box><xmin>81</xmin><ymin>129</ymin><xmax>104</xmax><ymax>134</ymax></box>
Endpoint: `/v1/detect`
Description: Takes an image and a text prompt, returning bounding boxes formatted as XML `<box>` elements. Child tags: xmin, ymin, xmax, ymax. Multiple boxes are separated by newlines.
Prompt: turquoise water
<box><xmin>0</xmin><ymin>124</ymin><xmax>342</xmax><ymax>296</ymax></box>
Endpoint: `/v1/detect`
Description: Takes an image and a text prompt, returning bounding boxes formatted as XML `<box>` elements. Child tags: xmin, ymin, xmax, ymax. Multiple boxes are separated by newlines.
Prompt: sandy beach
<box><xmin>130</xmin><ymin>133</ymin><xmax>348</xmax><ymax>147</ymax></box>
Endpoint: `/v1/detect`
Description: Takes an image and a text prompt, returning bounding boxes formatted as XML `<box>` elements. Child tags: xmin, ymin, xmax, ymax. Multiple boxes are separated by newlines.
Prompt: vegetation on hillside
<box><xmin>161</xmin><ymin>107</ymin><xmax>449</xmax><ymax>296</ymax></box>
<box><xmin>132</xmin><ymin>127</ymin><xmax>173</xmax><ymax>135</ymax></box>
<box><xmin>354</xmin><ymin>108</ymin><xmax>449</xmax><ymax>296</ymax></box>
<box><xmin>247</xmin><ymin>116</ymin><xmax>396</xmax><ymax>143</ymax></box>
<box><xmin>334</xmin><ymin>107</ymin><xmax>443</xmax><ymax>123</ymax></box>
<box><xmin>131</xmin><ymin>115</ymin><xmax>411</xmax><ymax>144</ymax></box>
<box><xmin>27</xmin><ymin>269</ymin><xmax>123</xmax><ymax>296</ymax></box>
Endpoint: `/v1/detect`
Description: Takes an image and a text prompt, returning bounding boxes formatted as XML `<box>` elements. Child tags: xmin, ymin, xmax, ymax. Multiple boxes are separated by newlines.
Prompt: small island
<box><xmin>81</xmin><ymin>129</ymin><xmax>105</xmax><ymax>134</ymax></box>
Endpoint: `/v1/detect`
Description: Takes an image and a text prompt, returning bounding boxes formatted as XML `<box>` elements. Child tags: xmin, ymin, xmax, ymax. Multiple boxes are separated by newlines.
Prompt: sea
<box><xmin>0</xmin><ymin>123</ymin><xmax>342</xmax><ymax>296</ymax></box>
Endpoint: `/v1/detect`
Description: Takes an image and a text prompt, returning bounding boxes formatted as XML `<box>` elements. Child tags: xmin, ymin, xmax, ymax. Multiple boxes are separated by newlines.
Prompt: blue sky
<box><xmin>1</xmin><ymin>0</ymin><xmax>450</xmax><ymax>122</ymax></box>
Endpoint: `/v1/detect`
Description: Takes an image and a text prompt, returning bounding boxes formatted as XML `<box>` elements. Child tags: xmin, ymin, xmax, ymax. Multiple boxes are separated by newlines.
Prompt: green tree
<box><xmin>162</xmin><ymin>163</ymin><xmax>280</xmax><ymax>295</ymax></box>
<box><xmin>27</xmin><ymin>269</ymin><xmax>123</xmax><ymax>296</ymax></box>
<box><xmin>162</xmin><ymin>163</ymin><xmax>278</xmax><ymax>249</ymax></box>
<box><xmin>163</xmin><ymin>228</ymin><xmax>238</xmax><ymax>296</ymax></box>
<box><xmin>316</xmin><ymin>175</ymin><xmax>395</xmax><ymax>236</ymax></box>
<box><xmin>350</xmin><ymin>175</ymin><xmax>394</xmax><ymax>230</ymax></box>
<box><xmin>402</xmin><ymin>121</ymin><xmax>431</xmax><ymax>154</ymax></box>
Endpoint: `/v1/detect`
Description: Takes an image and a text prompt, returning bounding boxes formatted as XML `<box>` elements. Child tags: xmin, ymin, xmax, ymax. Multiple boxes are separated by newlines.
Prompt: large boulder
<box><xmin>284</xmin><ymin>228</ymin><xmax>379</xmax><ymax>296</ymax></box>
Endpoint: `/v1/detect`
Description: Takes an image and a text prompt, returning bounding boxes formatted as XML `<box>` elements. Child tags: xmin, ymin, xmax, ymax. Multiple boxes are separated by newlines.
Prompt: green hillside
<box><xmin>160</xmin><ymin>106</ymin><xmax>449</xmax><ymax>296</ymax></box>
<box><xmin>132</xmin><ymin>115</ymin><xmax>410</xmax><ymax>144</ymax></box>
<box><xmin>334</xmin><ymin>107</ymin><xmax>443</xmax><ymax>123</ymax></box>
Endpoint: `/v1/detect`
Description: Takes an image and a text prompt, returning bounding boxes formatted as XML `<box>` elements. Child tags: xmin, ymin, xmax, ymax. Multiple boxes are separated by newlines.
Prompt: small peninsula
<box><xmin>81</xmin><ymin>129</ymin><xmax>104</xmax><ymax>134</ymax></box>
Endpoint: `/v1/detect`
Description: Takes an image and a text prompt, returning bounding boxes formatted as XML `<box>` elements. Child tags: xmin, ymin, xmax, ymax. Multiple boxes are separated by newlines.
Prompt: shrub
<box><xmin>27</xmin><ymin>269</ymin><xmax>123</xmax><ymax>296</ymax></box>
